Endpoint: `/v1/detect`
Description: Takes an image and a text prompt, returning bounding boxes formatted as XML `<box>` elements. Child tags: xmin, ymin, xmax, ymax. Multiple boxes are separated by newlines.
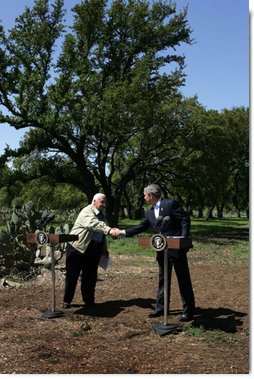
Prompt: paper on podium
<box><xmin>99</xmin><ymin>255</ymin><xmax>112</xmax><ymax>271</ymax></box>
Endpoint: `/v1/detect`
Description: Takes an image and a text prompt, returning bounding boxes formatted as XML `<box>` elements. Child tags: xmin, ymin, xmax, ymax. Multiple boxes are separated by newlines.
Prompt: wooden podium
<box><xmin>138</xmin><ymin>236</ymin><xmax>193</xmax><ymax>250</ymax></box>
<box><xmin>138</xmin><ymin>234</ymin><xmax>193</xmax><ymax>336</ymax></box>
<box><xmin>26</xmin><ymin>233</ymin><xmax>78</xmax><ymax>245</ymax></box>
<box><xmin>26</xmin><ymin>232</ymin><xmax>78</xmax><ymax>319</ymax></box>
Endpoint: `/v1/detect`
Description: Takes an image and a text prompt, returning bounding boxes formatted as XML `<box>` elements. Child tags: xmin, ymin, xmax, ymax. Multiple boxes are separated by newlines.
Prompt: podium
<box><xmin>26</xmin><ymin>232</ymin><xmax>78</xmax><ymax>319</ymax></box>
<box><xmin>138</xmin><ymin>236</ymin><xmax>193</xmax><ymax>250</ymax></box>
<box><xmin>26</xmin><ymin>233</ymin><xmax>79</xmax><ymax>245</ymax></box>
<box><xmin>138</xmin><ymin>235</ymin><xmax>193</xmax><ymax>336</ymax></box>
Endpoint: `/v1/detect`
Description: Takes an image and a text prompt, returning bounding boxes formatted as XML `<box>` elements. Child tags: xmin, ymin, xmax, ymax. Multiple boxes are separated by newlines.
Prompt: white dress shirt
<box><xmin>154</xmin><ymin>199</ymin><xmax>161</xmax><ymax>218</ymax></box>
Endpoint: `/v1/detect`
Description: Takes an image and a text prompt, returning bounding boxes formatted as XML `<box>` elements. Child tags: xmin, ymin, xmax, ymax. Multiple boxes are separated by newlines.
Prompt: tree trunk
<box><xmin>197</xmin><ymin>206</ymin><xmax>203</xmax><ymax>218</ymax></box>
<box><xmin>216</xmin><ymin>203</ymin><xmax>224</xmax><ymax>219</ymax></box>
<box><xmin>205</xmin><ymin>206</ymin><xmax>214</xmax><ymax>219</ymax></box>
<box><xmin>123</xmin><ymin>189</ymin><xmax>134</xmax><ymax>220</ymax></box>
<box><xmin>104</xmin><ymin>193</ymin><xmax>121</xmax><ymax>227</ymax></box>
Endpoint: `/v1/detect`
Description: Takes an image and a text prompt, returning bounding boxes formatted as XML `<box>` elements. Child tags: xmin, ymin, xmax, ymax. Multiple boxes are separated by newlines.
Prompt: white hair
<box><xmin>92</xmin><ymin>193</ymin><xmax>106</xmax><ymax>202</ymax></box>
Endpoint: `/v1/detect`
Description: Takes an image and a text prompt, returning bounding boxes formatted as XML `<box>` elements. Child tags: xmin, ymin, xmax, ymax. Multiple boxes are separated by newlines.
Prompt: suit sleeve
<box><xmin>125</xmin><ymin>217</ymin><xmax>150</xmax><ymax>237</ymax></box>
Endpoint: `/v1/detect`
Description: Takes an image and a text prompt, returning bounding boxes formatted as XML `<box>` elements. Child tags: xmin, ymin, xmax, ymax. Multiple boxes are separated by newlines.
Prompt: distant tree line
<box><xmin>0</xmin><ymin>0</ymin><xmax>249</xmax><ymax>225</ymax></box>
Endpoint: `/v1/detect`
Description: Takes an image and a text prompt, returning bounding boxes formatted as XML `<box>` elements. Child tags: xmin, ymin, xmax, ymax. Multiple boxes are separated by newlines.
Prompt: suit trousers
<box><xmin>63</xmin><ymin>240</ymin><xmax>103</xmax><ymax>305</ymax></box>
<box><xmin>155</xmin><ymin>250</ymin><xmax>195</xmax><ymax>315</ymax></box>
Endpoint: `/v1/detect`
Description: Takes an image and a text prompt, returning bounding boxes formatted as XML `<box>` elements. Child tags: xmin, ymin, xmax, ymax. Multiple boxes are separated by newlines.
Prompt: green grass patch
<box><xmin>108</xmin><ymin>217</ymin><xmax>249</xmax><ymax>264</ymax></box>
<box><xmin>108</xmin><ymin>236</ymin><xmax>155</xmax><ymax>257</ymax></box>
<box><xmin>190</xmin><ymin>217</ymin><xmax>249</xmax><ymax>238</ymax></box>
<box><xmin>183</xmin><ymin>324</ymin><xmax>206</xmax><ymax>337</ymax></box>
<box><xmin>118</xmin><ymin>217</ymin><xmax>249</xmax><ymax>238</ymax></box>
<box><xmin>0</xmin><ymin>217</ymin><xmax>249</xmax><ymax>264</ymax></box>
<box><xmin>182</xmin><ymin>325</ymin><xmax>237</xmax><ymax>343</ymax></box>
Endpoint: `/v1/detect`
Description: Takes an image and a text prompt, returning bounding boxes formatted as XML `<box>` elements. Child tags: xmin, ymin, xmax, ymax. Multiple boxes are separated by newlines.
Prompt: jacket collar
<box><xmin>91</xmin><ymin>204</ymin><xmax>100</xmax><ymax>216</ymax></box>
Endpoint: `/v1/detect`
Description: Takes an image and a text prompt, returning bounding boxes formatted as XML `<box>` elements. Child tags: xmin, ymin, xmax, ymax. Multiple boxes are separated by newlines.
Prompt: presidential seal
<box><xmin>150</xmin><ymin>233</ymin><xmax>167</xmax><ymax>251</ymax></box>
<box><xmin>36</xmin><ymin>231</ymin><xmax>48</xmax><ymax>246</ymax></box>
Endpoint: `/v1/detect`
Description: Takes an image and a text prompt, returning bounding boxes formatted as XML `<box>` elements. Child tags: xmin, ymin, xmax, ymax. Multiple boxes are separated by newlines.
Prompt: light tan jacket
<box><xmin>69</xmin><ymin>204</ymin><xmax>111</xmax><ymax>253</ymax></box>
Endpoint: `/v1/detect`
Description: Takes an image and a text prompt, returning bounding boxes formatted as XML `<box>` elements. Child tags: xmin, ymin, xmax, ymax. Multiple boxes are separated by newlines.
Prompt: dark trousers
<box><xmin>63</xmin><ymin>241</ymin><xmax>102</xmax><ymax>305</ymax></box>
<box><xmin>155</xmin><ymin>250</ymin><xmax>195</xmax><ymax>315</ymax></box>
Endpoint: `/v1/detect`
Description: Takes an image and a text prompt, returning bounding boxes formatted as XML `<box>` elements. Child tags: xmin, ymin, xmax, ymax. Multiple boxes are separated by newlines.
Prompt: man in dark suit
<box><xmin>120</xmin><ymin>183</ymin><xmax>195</xmax><ymax>321</ymax></box>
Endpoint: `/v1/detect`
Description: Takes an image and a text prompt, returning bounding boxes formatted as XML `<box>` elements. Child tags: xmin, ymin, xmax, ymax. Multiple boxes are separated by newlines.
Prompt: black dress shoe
<box><xmin>62</xmin><ymin>302</ymin><xmax>71</xmax><ymax>309</ymax></box>
<box><xmin>148</xmin><ymin>309</ymin><xmax>164</xmax><ymax>318</ymax></box>
<box><xmin>179</xmin><ymin>313</ymin><xmax>193</xmax><ymax>322</ymax></box>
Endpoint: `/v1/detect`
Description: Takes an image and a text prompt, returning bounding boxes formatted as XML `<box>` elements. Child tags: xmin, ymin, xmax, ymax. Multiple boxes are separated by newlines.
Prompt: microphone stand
<box><xmin>153</xmin><ymin>219</ymin><xmax>182</xmax><ymax>336</ymax></box>
<box><xmin>42</xmin><ymin>243</ymin><xmax>65</xmax><ymax>319</ymax></box>
<box><xmin>38</xmin><ymin>216</ymin><xmax>65</xmax><ymax>319</ymax></box>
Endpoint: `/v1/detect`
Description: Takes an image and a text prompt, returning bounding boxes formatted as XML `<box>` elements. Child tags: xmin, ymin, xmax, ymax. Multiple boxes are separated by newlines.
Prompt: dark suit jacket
<box><xmin>125</xmin><ymin>198</ymin><xmax>190</xmax><ymax>238</ymax></box>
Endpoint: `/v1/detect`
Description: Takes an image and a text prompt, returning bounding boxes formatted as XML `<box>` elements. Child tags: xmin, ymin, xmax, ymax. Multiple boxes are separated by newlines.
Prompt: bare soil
<box><xmin>0</xmin><ymin>249</ymin><xmax>249</xmax><ymax>374</ymax></box>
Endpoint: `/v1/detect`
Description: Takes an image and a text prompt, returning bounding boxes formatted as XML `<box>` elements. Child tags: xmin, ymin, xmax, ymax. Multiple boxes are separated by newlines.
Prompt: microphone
<box><xmin>154</xmin><ymin>215</ymin><xmax>163</xmax><ymax>232</ymax></box>
<box><xmin>45</xmin><ymin>213</ymin><xmax>55</xmax><ymax>224</ymax></box>
<box><xmin>160</xmin><ymin>215</ymin><xmax>170</xmax><ymax>233</ymax></box>
<box><xmin>36</xmin><ymin>213</ymin><xmax>55</xmax><ymax>230</ymax></box>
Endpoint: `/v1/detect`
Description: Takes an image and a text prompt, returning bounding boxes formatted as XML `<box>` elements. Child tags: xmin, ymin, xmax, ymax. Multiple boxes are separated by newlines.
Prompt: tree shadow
<box><xmin>73</xmin><ymin>297</ymin><xmax>155</xmax><ymax>318</ymax></box>
<box><xmin>194</xmin><ymin>226</ymin><xmax>249</xmax><ymax>244</ymax></box>
<box><xmin>190</xmin><ymin>306</ymin><xmax>248</xmax><ymax>333</ymax></box>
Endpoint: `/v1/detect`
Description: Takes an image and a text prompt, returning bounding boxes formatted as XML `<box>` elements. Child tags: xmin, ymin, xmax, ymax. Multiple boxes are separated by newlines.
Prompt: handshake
<box><xmin>109</xmin><ymin>228</ymin><xmax>125</xmax><ymax>238</ymax></box>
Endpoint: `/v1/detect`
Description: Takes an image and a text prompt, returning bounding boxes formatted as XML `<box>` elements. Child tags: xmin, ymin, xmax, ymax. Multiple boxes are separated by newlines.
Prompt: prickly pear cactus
<box><xmin>0</xmin><ymin>203</ymin><xmax>70</xmax><ymax>279</ymax></box>
<box><xmin>0</xmin><ymin>205</ymin><xmax>38</xmax><ymax>278</ymax></box>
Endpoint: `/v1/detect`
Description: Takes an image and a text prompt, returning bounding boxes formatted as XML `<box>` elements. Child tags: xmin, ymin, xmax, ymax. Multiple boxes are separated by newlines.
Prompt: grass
<box><xmin>107</xmin><ymin>217</ymin><xmax>249</xmax><ymax>264</ymax></box>
<box><xmin>118</xmin><ymin>217</ymin><xmax>249</xmax><ymax>237</ymax></box>
<box><xmin>190</xmin><ymin>217</ymin><xmax>249</xmax><ymax>237</ymax></box>
<box><xmin>0</xmin><ymin>216</ymin><xmax>249</xmax><ymax>263</ymax></box>
<box><xmin>182</xmin><ymin>325</ymin><xmax>238</xmax><ymax>343</ymax></box>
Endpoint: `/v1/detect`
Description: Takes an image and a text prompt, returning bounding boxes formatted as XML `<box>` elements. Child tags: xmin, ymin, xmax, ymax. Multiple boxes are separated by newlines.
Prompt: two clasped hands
<box><xmin>109</xmin><ymin>228</ymin><xmax>125</xmax><ymax>238</ymax></box>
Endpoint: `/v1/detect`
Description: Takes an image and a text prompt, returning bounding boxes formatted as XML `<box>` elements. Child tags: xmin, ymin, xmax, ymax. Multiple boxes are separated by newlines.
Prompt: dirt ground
<box><xmin>0</xmin><ymin>248</ymin><xmax>249</xmax><ymax>374</ymax></box>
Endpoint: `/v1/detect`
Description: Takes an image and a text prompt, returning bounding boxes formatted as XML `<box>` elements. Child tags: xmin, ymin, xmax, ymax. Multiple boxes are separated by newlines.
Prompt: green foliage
<box><xmin>0</xmin><ymin>175</ymin><xmax>86</xmax><ymax>211</ymax></box>
<box><xmin>0</xmin><ymin>0</ymin><xmax>249</xmax><ymax>224</ymax></box>
<box><xmin>0</xmin><ymin>187</ymin><xmax>10</xmax><ymax>208</ymax></box>
<box><xmin>0</xmin><ymin>0</ymin><xmax>193</xmax><ymax>225</ymax></box>
<box><xmin>51</xmin><ymin>184</ymin><xmax>86</xmax><ymax>211</ymax></box>
<box><xmin>168</xmin><ymin>104</ymin><xmax>249</xmax><ymax>218</ymax></box>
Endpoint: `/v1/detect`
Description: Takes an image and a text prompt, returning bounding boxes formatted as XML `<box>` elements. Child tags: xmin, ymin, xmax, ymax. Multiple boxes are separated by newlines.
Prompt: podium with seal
<box><xmin>138</xmin><ymin>235</ymin><xmax>193</xmax><ymax>251</ymax></box>
<box><xmin>138</xmin><ymin>234</ymin><xmax>193</xmax><ymax>336</ymax></box>
<box><xmin>26</xmin><ymin>232</ymin><xmax>78</xmax><ymax>319</ymax></box>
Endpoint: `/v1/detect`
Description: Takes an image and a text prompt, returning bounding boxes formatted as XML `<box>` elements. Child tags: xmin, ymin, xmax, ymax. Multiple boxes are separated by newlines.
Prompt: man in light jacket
<box><xmin>63</xmin><ymin>193</ymin><xmax>121</xmax><ymax>309</ymax></box>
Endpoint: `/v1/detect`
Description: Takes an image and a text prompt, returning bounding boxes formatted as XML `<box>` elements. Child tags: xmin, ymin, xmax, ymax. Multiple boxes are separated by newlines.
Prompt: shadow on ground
<box><xmin>190</xmin><ymin>306</ymin><xmax>247</xmax><ymax>333</ymax></box>
<box><xmin>73</xmin><ymin>297</ymin><xmax>155</xmax><ymax>318</ymax></box>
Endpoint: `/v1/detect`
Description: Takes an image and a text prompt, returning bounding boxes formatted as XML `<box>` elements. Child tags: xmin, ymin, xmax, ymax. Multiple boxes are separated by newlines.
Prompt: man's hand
<box><xmin>109</xmin><ymin>228</ymin><xmax>123</xmax><ymax>237</ymax></box>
